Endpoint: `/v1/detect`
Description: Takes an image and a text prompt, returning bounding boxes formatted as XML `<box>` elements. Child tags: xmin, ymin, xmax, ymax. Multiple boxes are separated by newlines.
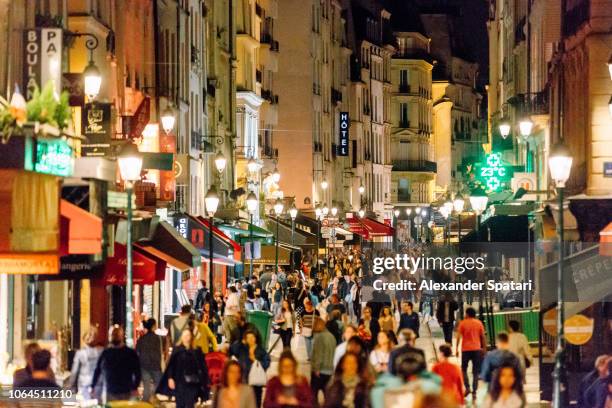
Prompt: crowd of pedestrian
<box><xmin>10</xmin><ymin>247</ymin><xmax>612</xmax><ymax>408</ymax></box>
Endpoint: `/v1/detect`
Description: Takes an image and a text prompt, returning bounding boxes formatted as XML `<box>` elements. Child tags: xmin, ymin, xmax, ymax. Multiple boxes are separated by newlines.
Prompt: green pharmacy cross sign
<box><xmin>474</xmin><ymin>152</ymin><xmax>513</xmax><ymax>192</ymax></box>
<box><xmin>33</xmin><ymin>138</ymin><xmax>74</xmax><ymax>177</ymax></box>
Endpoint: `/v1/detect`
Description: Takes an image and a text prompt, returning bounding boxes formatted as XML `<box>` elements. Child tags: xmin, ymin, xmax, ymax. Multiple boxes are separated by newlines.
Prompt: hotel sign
<box><xmin>23</xmin><ymin>28</ymin><xmax>63</xmax><ymax>99</ymax></box>
<box><xmin>337</xmin><ymin>112</ymin><xmax>349</xmax><ymax>156</ymax></box>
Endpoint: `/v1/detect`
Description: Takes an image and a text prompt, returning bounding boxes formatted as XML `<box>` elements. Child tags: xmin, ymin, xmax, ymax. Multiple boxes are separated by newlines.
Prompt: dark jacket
<box><xmin>229</xmin><ymin>342</ymin><xmax>271</xmax><ymax>383</ymax></box>
<box><xmin>436</xmin><ymin>300</ymin><xmax>459</xmax><ymax>324</ymax></box>
<box><xmin>156</xmin><ymin>346</ymin><xmax>209</xmax><ymax>400</ymax></box>
<box><xmin>136</xmin><ymin>332</ymin><xmax>163</xmax><ymax>371</ymax></box>
<box><xmin>387</xmin><ymin>344</ymin><xmax>426</xmax><ymax>376</ymax></box>
<box><xmin>324</xmin><ymin>377</ymin><xmax>370</xmax><ymax>408</ymax></box>
<box><xmin>397</xmin><ymin>312</ymin><xmax>420</xmax><ymax>337</ymax></box>
<box><xmin>264</xmin><ymin>376</ymin><xmax>313</xmax><ymax>408</ymax></box>
<box><xmin>91</xmin><ymin>345</ymin><xmax>141</xmax><ymax>395</ymax></box>
<box><xmin>479</xmin><ymin>349</ymin><xmax>522</xmax><ymax>383</ymax></box>
<box><xmin>194</xmin><ymin>288</ymin><xmax>212</xmax><ymax>311</ymax></box>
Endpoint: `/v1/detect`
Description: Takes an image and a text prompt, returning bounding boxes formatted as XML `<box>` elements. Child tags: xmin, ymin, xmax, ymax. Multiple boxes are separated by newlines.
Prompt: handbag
<box><xmin>248</xmin><ymin>360</ymin><xmax>267</xmax><ymax>386</ymax></box>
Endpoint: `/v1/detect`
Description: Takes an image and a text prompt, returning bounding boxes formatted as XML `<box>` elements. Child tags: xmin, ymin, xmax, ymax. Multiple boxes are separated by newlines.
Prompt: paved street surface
<box><xmin>266</xmin><ymin>315</ymin><xmax>543</xmax><ymax>407</ymax></box>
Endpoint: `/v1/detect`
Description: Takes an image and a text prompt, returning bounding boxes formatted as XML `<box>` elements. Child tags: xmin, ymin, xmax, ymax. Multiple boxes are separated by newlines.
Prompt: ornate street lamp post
<box><xmin>117</xmin><ymin>141</ymin><xmax>143</xmax><ymax>347</ymax></box>
<box><xmin>205</xmin><ymin>186</ymin><xmax>220</xmax><ymax>293</ymax></box>
<box><xmin>273</xmin><ymin>198</ymin><xmax>284</xmax><ymax>272</ymax></box>
<box><xmin>246</xmin><ymin>192</ymin><xmax>258</xmax><ymax>279</ymax></box>
<box><xmin>453</xmin><ymin>193</ymin><xmax>465</xmax><ymax>240</ymax></box>
<box><xmin>548</xmin><ymin>141</ymin><xmax>572</xmax><ymax>408</ymax></box>
<box><xmin>469</xmin><ymin>188</ymin><xmax>489</xmax><ymax>234</ymax></box>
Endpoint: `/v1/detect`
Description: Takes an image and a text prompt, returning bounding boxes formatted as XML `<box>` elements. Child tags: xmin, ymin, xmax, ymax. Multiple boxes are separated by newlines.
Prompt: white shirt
<box><xmin>333</xmin><ymin>341</ymin><xmax>347</xmax><ymax>368</ymax></box>
<box><xmin>225</xmin><ymin>292</ymin><xmax>240</xmax><ymax>316</ymax></box>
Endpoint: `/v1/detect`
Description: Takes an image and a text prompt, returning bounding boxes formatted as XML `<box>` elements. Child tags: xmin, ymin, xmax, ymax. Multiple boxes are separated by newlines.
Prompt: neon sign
<box><xmin>475</xmin><ymin>152</ymin><xmax>512</xmax><ymax>192</ymax></box>
<box><xmin>34</xmin><ymin>138</ymin><xmax>74</xmax><ymax>177</ymax></box>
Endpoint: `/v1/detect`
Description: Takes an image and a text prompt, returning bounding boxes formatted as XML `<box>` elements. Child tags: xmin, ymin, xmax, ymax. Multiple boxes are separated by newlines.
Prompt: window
<box><xmin>400</xmin><ymin>103</ymin><xmax>409</xmax><ymax>127</ymax></box>
<box><xmin>398</xmin><ymin>179</ymin><xmax>410</xmax><ymax>202</ymax></box>
<box><xmin>400</xmin><ymin>70</ymin><xmax>409</xmax><ymax>91</ymax></box>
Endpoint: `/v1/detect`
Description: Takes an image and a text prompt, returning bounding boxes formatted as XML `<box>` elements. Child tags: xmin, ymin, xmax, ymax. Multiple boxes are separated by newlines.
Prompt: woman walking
<box><xmin>230</xmin><ymin>329</ymin><xmax>271</xmax><ymax>407</ymax></box>
<box><xmin>369</xmin><ymin>331</ymin><xmax>393</xmax><ymax>374</ymax></box>
<box><xmin>324</xmin><ymin>352</ymin><xmax>371</xmax><ymax>408</ymax></box>
<box><xmin>275</xmin><ymin>299</ymin><xmax>294</xmax><ymax>348</ymax></box>
<box><xmin>481</xmin><ymin>364</ymin><xmax>526</xmax><ymax>408</ymax></box>
<box><xmin>212</xmin><ymin>360</ymin><xmax>257</xmax><ymax>408</ymax></box>
<box><xmin>158</xmin><ymin>329</ymin><xmax>210</xmax><ymax>408</ymax></box>
<box><xmin>264</xmin><ymin>351</ymin><xmax>313</xmax><ymax>408</ymax></box>
<box><xmin>270</xmin><ymin>282</ymin><xmax>284</xmax><ymax>316</ymax></box>
<box><xmin>68</xmin><ymin>327</ymin><xmax>102</xmax><ymax>400</ymax></box>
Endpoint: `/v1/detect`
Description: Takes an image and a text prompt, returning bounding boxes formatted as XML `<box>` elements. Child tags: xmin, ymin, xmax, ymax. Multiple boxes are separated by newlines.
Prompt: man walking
<box><xmin>436</xmin><ymin>294</ymin><xmax>458</xmax><ymax>344</ymax></box>
<box><xmin>455</xmin><ymin>307</ymin><xmax>486</xmax><ymax>399</ymax></box>
<box><xmin>136</xmin><ymin>318</ymin><xmax>164</xmax><ymax>402</ymax></box>
<box><xmin>398</xmin><ymin>301</ymin><xmax>420</xmax><ymax>338</ymax></box>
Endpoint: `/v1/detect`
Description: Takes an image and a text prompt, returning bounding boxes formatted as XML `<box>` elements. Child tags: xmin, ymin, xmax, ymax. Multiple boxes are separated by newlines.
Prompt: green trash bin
<box><xmin>246</xmin><ymin>310</ymin><xmax>274</xmax><ymax>349</ymax></box>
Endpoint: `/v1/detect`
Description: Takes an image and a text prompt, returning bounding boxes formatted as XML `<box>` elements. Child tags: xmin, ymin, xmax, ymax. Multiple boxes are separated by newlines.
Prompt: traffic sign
<box><xmin>564</xmin><ymin>314</ymin><xmax>593</xmax><ymax>345</ymax></box>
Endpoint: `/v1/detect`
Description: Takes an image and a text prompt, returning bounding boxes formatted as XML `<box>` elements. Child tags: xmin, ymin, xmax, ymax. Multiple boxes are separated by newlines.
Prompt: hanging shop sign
<box><xmin>159</xmin><ymin>133</ymin><xmax>176</xmax><ymax>201</ymax></box>
<box><xmin>337</xmin><ymin>112</ymin><xmax>349</xmax><ymax>156</ymax></box>
<box><xmin>33</xmin><ymin>137</ymin><xmax>74</xmax><ymax>177</ymax></box>
<box><xmin>474</xmin><ymin>152</ymin><xmax>513</xmax><ymax>192</ymax></box>
<box><xmin>129</xmin><ymin>97</ymin><xmax>151</xmax><ymax>139</ymax></box>
<box><xmin>0</xmin><ymin>253</ymin><xmax>60</xmax><ymax>274</ymax></box>
<box><xmin>82</xmin><ymin>103</ymin><xmax>112</xmax><ymax>157</ymax></box>
<box><xmin>23</xmin><ymin>28</ymin><xmax>63</xmax><ymax>100</ymax></box>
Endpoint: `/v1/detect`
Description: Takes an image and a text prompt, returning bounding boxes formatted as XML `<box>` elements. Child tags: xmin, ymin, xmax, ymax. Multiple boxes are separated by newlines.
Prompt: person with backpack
<box><xmin>194</xmin><ymin>280</ymin><xmax>213</xmax><ymax>313</ymax></box>
<box><xmin>170</xmin><ymin>305</ymin><xmax>194</xmax><ymax>346</ymax></box>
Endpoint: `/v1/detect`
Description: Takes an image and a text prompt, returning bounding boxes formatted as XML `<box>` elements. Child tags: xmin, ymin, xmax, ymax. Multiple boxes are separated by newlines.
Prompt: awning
<box><xmin>361</xmin><ymin>217</ymin><xmax>394</xmax><ymax>237</ymax></box>
<box><xmin>59</xmin><ymin>199</ymin><xmax>102</xmax><ymax>255</ymax></box>
<box><xmin>144</xmin><ymin>220</ymin><xmax>202</xmax><ymax>267</ymax></box>
<box><xmin>199</xmin><ymin>249</ymin><xmax>241</xmax><ymax>266</ymax></box>
<box><xmin>264</xmin><ymin>218</ymin><xmax>317</xmax><ymax>247</ymax></box>
<box><xmin>196</xmin><ymin>216</ymin><xmax>241</xmax><ymax>253</ymax></box>
<box><xmin>218</xmin><ymin>221</ymin><xmax>274</xmax><ymax>240</ymax></box>
<box><xmin>599</xmin><ymin>222</ymin><xmax>612</xmax><ymax>256</ymax></box>
<box><xmin>243</xmin><ymin>244</ymin><xmax>292</xmax><ymax>266</ymax></box>
<box><xmin>134</xmin><ymin>242</ymin><xmax>190</xmax><ymax>272</ymax></box>
<box><xmin>102</xmin><ymin>242</ymin><xmax>166</xmax><ymax>285</ymax></box>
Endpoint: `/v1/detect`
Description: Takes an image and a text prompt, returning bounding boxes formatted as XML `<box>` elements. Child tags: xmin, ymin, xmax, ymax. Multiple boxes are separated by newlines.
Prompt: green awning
<box><xmin>218</xmin><ymin>222</ymin><xmax>274</xmax><ymax>239</ymax></box>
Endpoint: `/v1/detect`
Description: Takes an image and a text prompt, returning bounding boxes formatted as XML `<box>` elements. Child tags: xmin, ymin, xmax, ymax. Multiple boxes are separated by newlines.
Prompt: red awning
<box><xmin>60</xmin><ymin>200</ymin><xmax>102</xmax><ymax>255</ymax></box>
<box><xmin>361</xmin><ymin>217</ymin><xmax>394</xmax><ymax>237</ymax></box>
<box><xmin>196</xmin><ymin>216</ymin><xmax>242</xmax><ymax>262</ymax></box>
<box><xmin>102</xmin><ymin>243</ymin><xmax>165</xmax><ymax>285</ymax></box>
<box><xmin>134</xmin><ymin>242</ymin><xmax>190</xmax><ymax>273</ymax></box>
<box><xmin>346</xmin><ymin>215</ymin><xmax>370</xmax><ymax>240</ymax></box>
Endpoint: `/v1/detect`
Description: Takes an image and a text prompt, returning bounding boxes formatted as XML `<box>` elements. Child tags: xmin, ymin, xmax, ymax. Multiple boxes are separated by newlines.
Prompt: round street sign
<box><xmin>543</xmin><ymin>308</ymin><xmax>557</xmax><ymax>336</ymax></box>
<box><xmin>564</xmin><ymin>314</ymin><xmax>593</xmax><ymax>346</ymax></box>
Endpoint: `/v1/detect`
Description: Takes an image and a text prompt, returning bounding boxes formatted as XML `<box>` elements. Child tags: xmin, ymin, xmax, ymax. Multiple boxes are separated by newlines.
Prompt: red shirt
<box><xmin>432</xmin><ymin>361</ymin><xmax>465</xmax><ymax>404</ymax></box>
<box><xmin>457</xmin><ymin>317</ymin><xmax>485</xmax><ymax>351</ymax></box>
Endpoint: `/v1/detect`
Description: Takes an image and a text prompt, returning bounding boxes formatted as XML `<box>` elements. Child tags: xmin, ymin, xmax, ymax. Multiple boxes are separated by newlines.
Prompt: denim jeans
<box><xmin>141</xmin><ymin>369</ymin><xmax>162</xmax><ymax>402</ymax></box>
<box><xmin>304</xmin><ymin>336</ymin><xmax>313</xmax><ymax>360</ymax></box>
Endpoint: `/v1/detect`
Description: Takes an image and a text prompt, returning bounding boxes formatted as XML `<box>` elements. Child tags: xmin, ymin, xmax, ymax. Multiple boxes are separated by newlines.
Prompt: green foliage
<box><xmin>25</xmin><ymin>81</ymin><xmax>70</xmax><ymax>129</ymax></box>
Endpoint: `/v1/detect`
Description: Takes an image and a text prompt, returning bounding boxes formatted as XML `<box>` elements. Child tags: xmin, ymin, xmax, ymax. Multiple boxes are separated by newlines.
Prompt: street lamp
<box><xmin>117</xmin><ymin>141</ymin><xmax>143</xmax><ymax>347</ymax></box>
<box><xmin>358</xmin><ymin>209</ymin><xmax>365</xmax><ymax>218</ymax></box>
<box><xmin>247</xmin><ymin>157</ymin><xmax>260</xmax><ymax>174</ymax></box>
<box><xmin>273</xmin><ymin>198</ymin><xmax>284</xmax><ymax>272</ymax></box>
<box><xmin>499</xmin><ymin>120</ymin><xmax>511</xmax><ymax>139</ymax></box>
<box><xmin>272</xmin><ymin>167</ymin><xmax>281</xmax><ymax>183</ymax></box>
<box><xmin>160</xmin><ymin>106</ymin><xmax>176</xmax><ymax>134</ymax></box>
<box><xmin>205</xmin><ymin>186</ymin><xmax>220</xmax><ymax>293</ymax></box>
<box><xmin>321</xmin><ymin>178</ymin><xmax>329</xmax><ymax>190</ymax></box>
<box><xmin>358</xmin><ymin>185</ymin><xmax>365</xmax><ymax>194</ymax></box>
<box><xmin>331</xmin><ymin>207</ymin><xmax>338</xmax><ymax>217</ymax></box>
<box><xmin>315</xmin><ymin>206</ymin><xmax>322</xmax><ymax>275</ymax></box>
<box><xmin>519</xmin><ymin>117</ymin><xmax>533</xmax><ymax>138</ymax></box>
<box><xmin>83</xmin><ymin>60</ymin><xmax>102</xmax><ymax>101</ymax></box>
<box><xmin>246</xmin><ymin>191</ymin><xmax>258</xmax><ymax>279</ymax></box>
<box><xmin>415</xmin><ymin>207</ymin><xmax>421</xmax><ymax>215</ymax></box>
<box><xmin>393</xmin><ymin>209</ymin><xmax>400</xmax><ymax>218</ymax></box>
<box><xmin>214</xmin><ymin>151</ymin><xmax>227</xmax><ymax>174</ymax></box>
<box><xmin>469</xmin><ymin>188</ymin><xmax>489</xmax><ymax>233</ymax></box>
<box><xmin>548</xmin><ymin>141</ymin><xmax>572</xmax><ymax>408</ymax></box>
<box><xmin>289</xmin><ymin>205</ymin><xmax>298</xmax><ymax>246</ymax></box>
<box><xmin>322</xmin><ymin>204</ymin><xmax>329</xmax><ymax>217</ymax></box>
<box><xmin>453</xmin><ymin>193</ymin><xmax>465</xmax><ymax>239</ymax></box>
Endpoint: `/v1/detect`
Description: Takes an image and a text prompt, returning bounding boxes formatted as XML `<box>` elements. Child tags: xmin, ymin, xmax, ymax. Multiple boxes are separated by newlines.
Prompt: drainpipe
<box><xmin>229</xmin><ymin>0</ymin><xmax>236</xmax><ymax>191</ymax></box>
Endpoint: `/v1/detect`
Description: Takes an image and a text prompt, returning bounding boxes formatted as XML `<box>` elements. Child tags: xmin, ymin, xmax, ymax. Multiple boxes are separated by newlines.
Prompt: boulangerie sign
<box><xmin>23</xmin><ymin>28</ymin><xmax>63</xmax><ymax>99</ymax></box>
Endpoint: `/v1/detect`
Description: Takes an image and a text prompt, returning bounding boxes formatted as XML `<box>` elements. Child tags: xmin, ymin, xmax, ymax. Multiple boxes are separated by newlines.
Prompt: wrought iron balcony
<box><xmin>392</xmin><ymin>160</ymin><xmax>437</xmax><ymax>173</ymax></box>
<box><xmin>331</xmin><ymin>88</ymin><xmax>342</xmax><ymax>104</ymax></box>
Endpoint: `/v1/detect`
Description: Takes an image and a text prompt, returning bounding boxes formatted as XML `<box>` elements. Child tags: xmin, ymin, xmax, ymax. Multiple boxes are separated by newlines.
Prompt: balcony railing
<box><xmin>399</xmin><ymin>120</ymin><xmax>410</xmax><ymax>129</ymax></box>
<box><xmin>525</xmin><ymin>90</ymin><xmax>549</xmax><ymax>115</ymax></box>
<box><xmin>399</xmin><ymin>84</ymin><xmax>410</xmax><ymax>93</ymax></box>
<box><xmin>392</xmin><ymin>160</ymin><xmax>437</xmax><ymax>173</ymax></box>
